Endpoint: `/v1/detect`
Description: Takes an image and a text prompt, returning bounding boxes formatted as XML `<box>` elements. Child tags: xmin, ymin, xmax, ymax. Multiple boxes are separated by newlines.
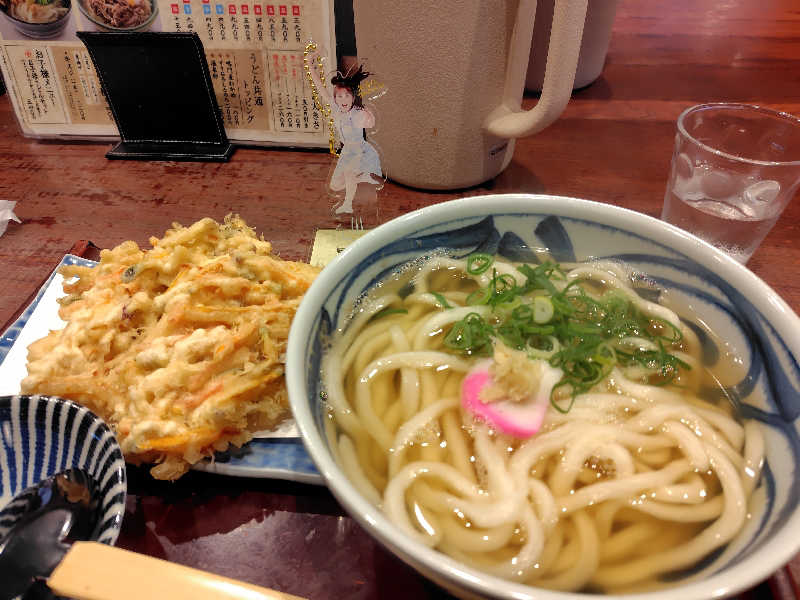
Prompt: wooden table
<box><xmin>1</xmin><ymin>0</ymin><xmax>799</xmax><ymax>598</ymax></box>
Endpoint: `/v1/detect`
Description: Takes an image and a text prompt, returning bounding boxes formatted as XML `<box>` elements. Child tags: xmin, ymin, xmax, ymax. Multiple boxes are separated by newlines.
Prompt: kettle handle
<box><xmin>485</xmin><ymin>0</ymin><xmax>589</xmax><ymax>139</ymax></box>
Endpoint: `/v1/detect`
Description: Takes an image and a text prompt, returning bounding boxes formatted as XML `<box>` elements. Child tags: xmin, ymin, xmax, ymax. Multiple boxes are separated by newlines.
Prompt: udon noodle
<box><xmin>5</xmin><ymin>0</ymin><xmax>68</xmax><ymax>23</ymax></box>
<box><xmin>321</xmin><ymin>254</ymin><xmax>763</xmax><ymax>593</ymax></box>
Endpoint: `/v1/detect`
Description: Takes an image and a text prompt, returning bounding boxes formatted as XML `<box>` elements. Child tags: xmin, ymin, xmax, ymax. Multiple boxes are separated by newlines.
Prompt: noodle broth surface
<box><xmin>321</xmin><ymin>255</ymin><xmax>764</xmax><ymax>594</ymax></box>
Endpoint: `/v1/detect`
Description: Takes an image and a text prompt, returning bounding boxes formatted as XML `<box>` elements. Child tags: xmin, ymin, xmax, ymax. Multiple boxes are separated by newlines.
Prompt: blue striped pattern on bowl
<box><xmin>0</xmin><ymin>394</ymin><xmax>126</xmax><ymax>546</ymax></box>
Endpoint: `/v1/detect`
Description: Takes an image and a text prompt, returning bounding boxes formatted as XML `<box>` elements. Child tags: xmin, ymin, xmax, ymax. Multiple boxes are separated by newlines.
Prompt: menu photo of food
<box><xmin>74</xmin><ymin>0</ymin><xmax>160</xmax><ymax>33</ymax></box>
<box><xmin>0</xmin><ymin>0</ymin><xmax>76</xmax><ymax>41</ymax></box>
<box><xmin>0</xmin><ymin>0</ymin><xmax>160</xmax><ymax>40</ymax></box>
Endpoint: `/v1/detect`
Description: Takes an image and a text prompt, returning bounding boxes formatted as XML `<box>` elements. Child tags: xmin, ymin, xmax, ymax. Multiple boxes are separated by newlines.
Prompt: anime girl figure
<box><xmin>307</xmin><ymin>56</ymin><xmax>383</xmax><ymax>214</ymax></box>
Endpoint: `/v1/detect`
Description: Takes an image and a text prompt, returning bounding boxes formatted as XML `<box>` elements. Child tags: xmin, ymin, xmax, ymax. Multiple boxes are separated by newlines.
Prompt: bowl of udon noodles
<box><xmin>286</xmin><ymin>194</ymin><xmax>800</xmax><ymax>600</ymax></box>
<box><xmin>0</xmin><ymin>0</ymin><xmax>71</xmax><ymax>38</ymax></box>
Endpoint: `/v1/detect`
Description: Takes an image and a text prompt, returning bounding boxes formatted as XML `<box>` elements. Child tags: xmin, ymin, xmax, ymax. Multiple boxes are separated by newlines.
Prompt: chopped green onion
<box><xmin>466</xmin><ymin>286</ymin><xmax>491</xmax><ymax>306</ymax></box>
<box><xmin>466</xmin><ymin>253</ymin><xmax>493</xmax><ymax>275</ymax></box>
<box><xmin>439</xmin><ymin>256</ymin><xmax>690</xmax><ymax>411</ymax></box>
<box><xmin>526</xmin><ymin>335</ymin><xmax>560</xmax><ymax>359</ymax></box>
<box><xmin>429</xmin><ymin>292</ymin><xmax>452</xmax><ymax>309</ymax></box>
<box><xmin>513</xmin><ymin>304</ymin><xmax>532</xmax><ymax>318</ymax></box>
<box><xmin>533</xmin><ymin>296</ymin><xmax>554</xmax><ymax>324</ymax></box>
<box><xmin>443</xmin><ymin>312</ymin><xmax>494</xmax><ymax>356</ymax></box>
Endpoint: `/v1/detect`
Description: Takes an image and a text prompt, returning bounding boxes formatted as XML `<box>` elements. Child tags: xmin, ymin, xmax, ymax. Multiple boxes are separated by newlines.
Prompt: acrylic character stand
<box><xmin>304</xmin><ymin>41</ymin><xmax>385</xmax><ymax>229</ymax></box>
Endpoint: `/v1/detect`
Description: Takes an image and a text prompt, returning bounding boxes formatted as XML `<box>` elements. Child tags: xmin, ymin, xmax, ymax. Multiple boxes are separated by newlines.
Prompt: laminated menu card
<box><xmin>0</xmin><ymin>0</ymin><xmax>335</xmax><ymax>148</ymax></box>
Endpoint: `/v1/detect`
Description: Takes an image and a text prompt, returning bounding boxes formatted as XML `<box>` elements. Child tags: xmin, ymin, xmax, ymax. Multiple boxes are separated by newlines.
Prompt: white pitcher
<box><xmin>353</xmin><ymin>0</ymin><xmax>588</xmax><ymax>190</ymax></box>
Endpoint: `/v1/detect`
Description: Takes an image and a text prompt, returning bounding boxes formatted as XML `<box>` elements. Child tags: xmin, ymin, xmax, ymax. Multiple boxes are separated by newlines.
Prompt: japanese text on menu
<box><xmin>162</xmin><ymin>0</ymin><xmax>322</xmax><ymax>135</ymax></box>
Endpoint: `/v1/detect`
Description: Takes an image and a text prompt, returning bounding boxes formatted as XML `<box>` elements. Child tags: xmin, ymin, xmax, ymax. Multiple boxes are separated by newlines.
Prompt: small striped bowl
<box><xmin>0</xmin><ymin>394</ymin><xmax>126</xmax><ymax>545</ymax></box>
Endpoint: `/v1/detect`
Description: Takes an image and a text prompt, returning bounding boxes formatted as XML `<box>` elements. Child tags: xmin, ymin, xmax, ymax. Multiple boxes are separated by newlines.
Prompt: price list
<box><xmin>52</xmin><ymin>47</ymin><xmax>113</xmax><ymax>126</ymax></box>
<box><xmin>0</xmin><ymin>45</ymin><xmax>65</xmax><ymax>125</ymax></box>
<box><xmin>159</xmin><ymin>0</ymin><xmax>327</xmax><ymax>141</ymax></box>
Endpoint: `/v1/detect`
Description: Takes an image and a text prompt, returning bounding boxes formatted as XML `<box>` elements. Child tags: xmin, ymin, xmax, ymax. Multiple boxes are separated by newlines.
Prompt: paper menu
<box><xmin>0</xmin><ymin>0</ymin><xmax>334</xmax><ymax>146</ymax></box>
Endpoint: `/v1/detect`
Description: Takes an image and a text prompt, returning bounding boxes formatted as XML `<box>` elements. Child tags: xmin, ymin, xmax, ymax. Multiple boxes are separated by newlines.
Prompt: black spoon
<box><xmin>0</xmin><ymin>468</ymin><xmax>99</xmax><ymax>600</ymax></box>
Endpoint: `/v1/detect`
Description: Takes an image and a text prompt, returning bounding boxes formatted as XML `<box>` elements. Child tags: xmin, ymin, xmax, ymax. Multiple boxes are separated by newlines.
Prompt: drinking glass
<box><xmin>662</xmin><ymin>103</ymin><xmax>800</xmax><ymax>263</ymax></box>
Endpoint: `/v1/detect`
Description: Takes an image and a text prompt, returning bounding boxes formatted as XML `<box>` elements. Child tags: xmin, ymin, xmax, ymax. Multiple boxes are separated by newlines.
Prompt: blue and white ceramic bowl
<box><xmin>0</xmin><ymin>394</ymin><xmax>126</xmax><ymax>546</ymax></box>
<box><xmin>286</xmin><ymin>194</ymin><xmax>800</xmax><ymax>600</ymax></box>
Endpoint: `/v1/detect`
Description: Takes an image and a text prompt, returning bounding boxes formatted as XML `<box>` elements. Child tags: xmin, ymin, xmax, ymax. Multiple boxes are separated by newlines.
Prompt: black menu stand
<box><xmin>77</xmin><ymin>31</ymin><xmax>234</xmax><ymax>162</ymax></box>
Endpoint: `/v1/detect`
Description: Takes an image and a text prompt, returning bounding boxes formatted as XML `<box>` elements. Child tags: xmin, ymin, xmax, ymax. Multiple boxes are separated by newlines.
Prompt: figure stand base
<box><xmin>106</xmin><ymin>141</ymin><xmax>234</xmax><ymax>162</ymax></box>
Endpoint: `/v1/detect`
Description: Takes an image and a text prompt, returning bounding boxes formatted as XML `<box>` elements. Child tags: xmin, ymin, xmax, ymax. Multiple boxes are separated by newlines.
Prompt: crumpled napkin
<box><xmin>0</xmin><ymin>200</ymin><xmax>21</xmax><ymax>237</ymax></box>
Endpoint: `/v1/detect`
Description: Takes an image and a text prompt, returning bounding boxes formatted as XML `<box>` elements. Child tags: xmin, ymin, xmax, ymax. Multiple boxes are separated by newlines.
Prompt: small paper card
<box><xmin>309</xmin><ymin>228</ymin><xmax>368</xmax><ymax>267</ymax></box>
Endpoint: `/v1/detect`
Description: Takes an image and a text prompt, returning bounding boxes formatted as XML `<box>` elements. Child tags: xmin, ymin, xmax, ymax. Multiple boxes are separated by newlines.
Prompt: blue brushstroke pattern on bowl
<box><xmin>0</xmin><ymin>394</ymin><xmax>126</xmax><ymax>546</ymax></box>
<box><xmin>287</xmin><ymin>194</ymin><xmax>800</xmax><ymax>600</ymax></box>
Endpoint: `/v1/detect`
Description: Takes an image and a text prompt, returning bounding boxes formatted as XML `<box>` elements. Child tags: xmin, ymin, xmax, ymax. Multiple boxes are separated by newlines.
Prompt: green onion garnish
<box><xmin>429</xmin><ymin>292</ymin><xmax>452</xmax><ymax>309</ymax></box>
<box><xmin>466</xmin><ymin>253</ymin><xmax>493</xmax><ymax>275</ymax></box>
<box><xmin>442</xmin><ymin>258</ymin><xmax>690</xmax><ymax>411</ymax></box>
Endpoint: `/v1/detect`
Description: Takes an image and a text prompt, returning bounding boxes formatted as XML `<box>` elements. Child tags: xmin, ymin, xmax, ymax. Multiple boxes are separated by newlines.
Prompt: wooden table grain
<box><xmin>1</xmin><ymin>0</ymin><xmax>799</xmax><ymax>598</ymax></box>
